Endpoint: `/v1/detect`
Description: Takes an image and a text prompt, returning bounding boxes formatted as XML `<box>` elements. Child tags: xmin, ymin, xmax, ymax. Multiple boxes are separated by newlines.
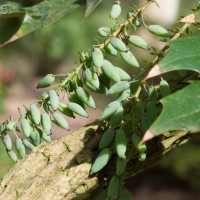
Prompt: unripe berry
<box><xmin>110</xmin><ymin>1</ymin><xmax>121</xmax><ymax>19</ymax></box>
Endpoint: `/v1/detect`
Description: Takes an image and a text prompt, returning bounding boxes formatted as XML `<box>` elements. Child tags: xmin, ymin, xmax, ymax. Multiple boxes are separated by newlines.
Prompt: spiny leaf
<box><xmin>0</xmin><ymin>0</ymin><xmax>79</xmax><ymax>47</ymax></box>
<box><xmin>146</xmin><ymin>34</ymin><xmax>200</xmax><ymax>79</ymax></box>
<box><xmin>143</xmin><ymin>81</ymin><xmax>200</xmax><ymax>142</ymax></box>
<box><xmin>85</xmin><ymin>0</ymin><xmax>102</xmax><ymax>18</ymax></box>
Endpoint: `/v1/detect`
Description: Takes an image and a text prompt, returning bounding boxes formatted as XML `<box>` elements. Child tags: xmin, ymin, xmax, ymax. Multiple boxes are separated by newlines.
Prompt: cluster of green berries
<box><xmin>0</xmin><ymin>1</ymin><xmax>171</xmax><ymax>198</ymax></box>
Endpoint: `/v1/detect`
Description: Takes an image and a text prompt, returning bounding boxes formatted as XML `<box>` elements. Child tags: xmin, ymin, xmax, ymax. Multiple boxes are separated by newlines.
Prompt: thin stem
<box><xmin>153</xmin><ymin>22</ymin><xmax>191</xmax><ymax>64</ymax></box>
<box><xmin>139</xmin><ymin>22</ymin><xmax>191</xmax><ymax>81</ymax></box>
<box><xmin>99</xmin><ymin>0</ymin><xmax>154</xmax><ymax>49</ymax></box>
<box><xmin>60</xmin><ymin>1</ymin><xmax>154</xmax><ymax>89</ymax></box>
<box><xmin>60</xmin><ymin>63</ymin><xmax>83</xmax><ymax>87</ymax></box>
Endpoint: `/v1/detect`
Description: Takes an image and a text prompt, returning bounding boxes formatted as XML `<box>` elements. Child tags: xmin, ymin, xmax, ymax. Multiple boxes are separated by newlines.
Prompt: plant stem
<box><xmin>60</xmin><ymin>0</ymin><xmax>154</xmax><ymax>89</ymax></box>
<box><xmin>139</xmin><ymin>22</ymin><xmax>191</xmax><ymax>81</ymax></box>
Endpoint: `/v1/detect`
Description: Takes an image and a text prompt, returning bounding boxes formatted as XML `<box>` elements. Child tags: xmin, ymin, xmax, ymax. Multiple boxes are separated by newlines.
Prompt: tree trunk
<box><xmin>0</xmin><ymin>120</ymin><xmax>196</xmax><ymax>200</ymax></box>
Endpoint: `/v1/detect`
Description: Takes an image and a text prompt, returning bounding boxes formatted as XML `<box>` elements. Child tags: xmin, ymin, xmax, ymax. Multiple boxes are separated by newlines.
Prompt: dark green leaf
<box><xmin>0</xmin><ymin>17</ymin><xmax>24</xmax><ymax>44</ymax></box>
<box><xmin>143</xmin><ymin>81</ymin><xmax>200</xmax><ymax>142</ymax></box>
<box><xmin>85</xmin><ymin>0</ymin><xmax>102</xmax><ymax>18</ymax></box>
<box><xmin>146</xmin><ymin>34</ymin><xmax>200</xmax><ymax>79</ymax></box>
<box><xmin>0</xmin><ymin>0</ymin><xmax>79</xmax><ymax>47</ymax></box>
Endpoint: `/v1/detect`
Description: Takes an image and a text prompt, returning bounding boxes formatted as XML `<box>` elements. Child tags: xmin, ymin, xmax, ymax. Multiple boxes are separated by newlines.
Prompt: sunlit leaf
<box><xmin>142</xmin><ymin>81</ymin><xmax>200</xmax><ymax>142</ymax></box>
<box><xmin>0</xmin><ymin>1</ymin><xmax>24</xmax><ymax>18</ymax></box>
<box><xmin>146</xmin><ymin>34</ymin><xmax>200</xmax><ymax>79</ymax></box>
<box><xmin>0</xmin><ymin>0</ymin><xmax>79</xmax><ymax>47</ymax></box>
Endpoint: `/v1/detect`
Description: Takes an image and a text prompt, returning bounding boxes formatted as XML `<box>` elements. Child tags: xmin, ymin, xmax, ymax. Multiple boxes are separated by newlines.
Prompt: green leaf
<box><xmin>142</xmin><ymin>81</ymin><xmax>200</xmax><ymax>142</ymax></box>
<box><xmin>146</xmin><ymin>34</ymin><xmax>200</xmax><ymax>79</ymax></box>
<box><xmin>0</xmin><ymin>17</ymin><xmax>24</xmax><ymax>44</ymax></box>
<box><xmin>0</xmin><ymin>0</ymin><xmax>79</xmax><ymax>47</ymax></box>
<box><xmin>0</xmin><ymin>1</ymin><xmax>25</xmax><ymax>18</ymax></box>
<box><xmin>85</xmin><ymin>0</ymin><xmax>102</xmax><ymax>18</ymax></box>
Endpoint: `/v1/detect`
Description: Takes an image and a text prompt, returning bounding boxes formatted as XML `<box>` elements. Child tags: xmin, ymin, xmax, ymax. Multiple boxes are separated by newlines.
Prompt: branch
<box><xmin>0</xmin><ymin>120</ymin><xmax>197</xmax><ymax>200</ymax></box>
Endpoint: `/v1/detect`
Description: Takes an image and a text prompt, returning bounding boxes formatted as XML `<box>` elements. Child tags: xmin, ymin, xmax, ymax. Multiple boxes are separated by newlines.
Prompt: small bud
<box><xmin>110</xmin><ymin>1</ymin><xmax>121</xmax><ymax>19</ymax></box>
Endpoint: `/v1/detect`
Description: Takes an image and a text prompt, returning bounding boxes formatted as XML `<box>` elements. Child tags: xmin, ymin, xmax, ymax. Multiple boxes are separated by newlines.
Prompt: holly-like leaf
<box><xmin>142</xmin><ymin>81</ymin><xmax>200</xmax><ymax>142</ymax></box>
<box><xmin>85</xmin><ymin>0</ymin><xmax>102</xmax><ymax>18</ymax></box>
<box><xmin>146</xmin><ymin>34</ymin><xmax>200</xmax><ymax>79</ymax></box>
<box><xmin>0</xmin><ymin>0</ymin><xmax>79</xmax><ymax>47</ymax></box>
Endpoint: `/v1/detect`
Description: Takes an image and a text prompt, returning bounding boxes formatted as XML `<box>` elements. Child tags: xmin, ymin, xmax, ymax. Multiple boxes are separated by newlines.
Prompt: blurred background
<box><xmin>0</xmin><ymin>0</ymin><xmax>200</xmax><ymax>199</ymax></box>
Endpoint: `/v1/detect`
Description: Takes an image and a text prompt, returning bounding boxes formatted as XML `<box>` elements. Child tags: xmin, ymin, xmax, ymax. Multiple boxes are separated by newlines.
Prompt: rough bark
<box><xmin>0</xmin><ymin>120</ymin><xmax>197</xmax><ymax>200</ymax></box>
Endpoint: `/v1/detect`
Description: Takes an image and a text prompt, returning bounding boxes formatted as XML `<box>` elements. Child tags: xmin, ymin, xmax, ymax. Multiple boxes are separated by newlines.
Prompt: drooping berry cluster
<box><xmin>0</xmin><ymin>1</ymin><xmax>174</xmax><ymax>198</ymax></box>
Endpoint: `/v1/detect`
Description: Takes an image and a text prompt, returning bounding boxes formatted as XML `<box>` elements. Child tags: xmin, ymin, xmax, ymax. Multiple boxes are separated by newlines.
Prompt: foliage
<box><xmin>0</xmin><ymin>0</ymin><xmax>91</xmax><ymax>46</ymax></box>
<box><xmin>0</xmin><ymin>0</ymin><xmax>200</xmax><ymax>199</ymax></box>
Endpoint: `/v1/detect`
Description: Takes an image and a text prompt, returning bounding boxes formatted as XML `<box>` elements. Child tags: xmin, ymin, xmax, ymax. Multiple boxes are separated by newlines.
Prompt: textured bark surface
<box><xmin>0</xmin><ymin>123</ymin><xmax>104</xmax><ymax>200</ymax></box>
<box><xmin>0</xmin><ymin>120</ymin><xmax>197</xmax><ymax>200</ymax></box>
